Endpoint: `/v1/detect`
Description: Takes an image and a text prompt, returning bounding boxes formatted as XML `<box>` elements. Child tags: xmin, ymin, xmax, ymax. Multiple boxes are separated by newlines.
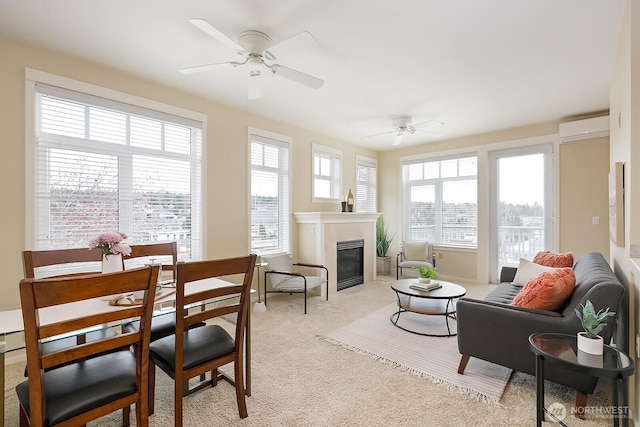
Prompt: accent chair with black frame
<box><xmin>396</xmin><ymin>241</ymin><xmax>436</xmax><ymax>279</ymax></box>
<box><xmin>263</xmin><ymin>253</ymin><xmax>329</xmax><ymax>314</ymax></box>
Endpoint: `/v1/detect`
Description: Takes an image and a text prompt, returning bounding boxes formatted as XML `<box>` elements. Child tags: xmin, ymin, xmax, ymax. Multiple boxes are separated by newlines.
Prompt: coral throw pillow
<box><xmin>533</xmin><ymin>251</ymin><xmax>574</xmax><ymax>268</ymax></box>
<box><xmin>512</xmin><ymin>267</ymin><xmax>576</xmax><ymax>311</ymax></box>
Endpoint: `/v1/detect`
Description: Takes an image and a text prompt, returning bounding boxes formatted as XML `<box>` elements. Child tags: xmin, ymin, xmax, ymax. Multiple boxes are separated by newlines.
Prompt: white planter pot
<box><xmin>577</xmin><ymin>332</ymin><xmax>604</xmax><ymax>355</ymax></box>
<box><xmin>376</xmin><ymin>256</ymin><xmax>391</xmax><ymax>275</ymax></box>
<box><xmin>101</xmin><ymin>253</ymin><xmax>124</xmax><ymax>300</ymax></box>
<box><xmin>418</xmin><ymin>277</ymin><xmax>431</xmax><ymax>284</ymax></box>
<box><xmin>101</xmin><ymin>253</ymin><xmax>123</xmax><ymax>273</ymax></box>
<box><xmin>577</xmin><ymin>349</ymin><xmax>603</xmax><ymax>368</ymax></box>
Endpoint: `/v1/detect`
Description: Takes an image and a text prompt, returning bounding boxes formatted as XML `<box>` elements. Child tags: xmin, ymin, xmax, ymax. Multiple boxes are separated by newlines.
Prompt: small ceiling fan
<box><xmin>363</xmin><ymin>116</ymin><xmax>444</xmax><ymax>146</ymax></box>
<box><xmin>181</xmin><ymin>18</ymin><xmax>324</xmax><ymax>99</ymax></box>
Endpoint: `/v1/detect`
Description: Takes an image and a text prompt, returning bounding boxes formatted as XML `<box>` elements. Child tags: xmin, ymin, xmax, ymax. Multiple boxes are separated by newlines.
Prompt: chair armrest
<box><xmin>294</xmin><ymin>262</ymin><xmax>324</xmax><ymax>269</ymax></box>
<box><xmin>293</xmin><ymin>263</ymin><xmax>328</xmax><ymax>278</ymax></box>
<box><xmin>499</xmin><ymin>266</ymin><xmax>517</xmax><ymax>283</ymax></box>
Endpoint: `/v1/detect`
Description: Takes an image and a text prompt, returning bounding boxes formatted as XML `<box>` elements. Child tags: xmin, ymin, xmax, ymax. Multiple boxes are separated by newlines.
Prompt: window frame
<box><xmin>25</xmin><ymin>69</ymin><xmax>206</xmax><ymax>259</ymax></box>
<box><xmin>355</xmin><ymin>155</ymin><xmax>377</xmax><ymax>213</ymax></box>
<box><xmin>312</xmin><ymin>143</ymin><xmax>342</xmax><ymax>202</ymax></box>
<box><xmin>248</xmin><ymin>127</ymin><xmax>292</xmax><ymax>256</ymax></box>
<box><xmin>402</xmin><ymin>153</ymin><xmax>478</xmax><ymax>248</ymax></box>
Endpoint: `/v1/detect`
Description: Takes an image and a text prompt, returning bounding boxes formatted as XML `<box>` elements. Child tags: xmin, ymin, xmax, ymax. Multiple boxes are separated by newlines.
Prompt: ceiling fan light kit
<box><xmin>182</xmin><ymin>19</ymin><xmax>324</xmax><ymax>99</ymax></box>
<box><xmin>363</xmin><ymin>116</ymin><xmax>444</xmax><ymax>146</ymax></box>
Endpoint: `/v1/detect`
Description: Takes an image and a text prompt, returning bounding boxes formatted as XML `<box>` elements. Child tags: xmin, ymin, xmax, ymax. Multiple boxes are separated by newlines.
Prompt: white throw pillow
<box><xmin>512</xmin><ymin>258</ymin><xmax>557</xmax><ymax>286</ymax></box>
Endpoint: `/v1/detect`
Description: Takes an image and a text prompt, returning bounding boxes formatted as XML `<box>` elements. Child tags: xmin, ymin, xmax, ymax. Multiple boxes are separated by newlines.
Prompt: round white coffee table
<box><xmin>390</xmin><ymin>279</ymin><xmax>466</xmax><ymax>337</ymax></box>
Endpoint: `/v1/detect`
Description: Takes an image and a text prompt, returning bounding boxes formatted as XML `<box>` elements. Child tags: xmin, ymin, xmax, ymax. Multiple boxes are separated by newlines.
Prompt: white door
<box><xmin>489</xmin><ymin>145</ymin><xmax>554</xmax><ymax>282</ymax></box>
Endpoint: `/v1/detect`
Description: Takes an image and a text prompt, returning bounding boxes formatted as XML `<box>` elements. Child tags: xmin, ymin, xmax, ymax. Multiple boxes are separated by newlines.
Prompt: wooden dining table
<box><xmin>0</xmin><ymin>277</ymin><xmax>253</xmax><ymax>427</ymax></box>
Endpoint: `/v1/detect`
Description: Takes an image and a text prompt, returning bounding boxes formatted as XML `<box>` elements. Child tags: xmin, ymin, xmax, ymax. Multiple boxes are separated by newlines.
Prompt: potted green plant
<box><xmin>574</xmin><ymin>300</ymin><xmax>615</xmax><ymax>355</ymax></box>
<box><xmin>376</xmin><ymin>216</ymin><xmax>394</xmax><ymax>275</ymax></box>
<box><xmin>417</xmin><ymin>266</ymin><xmax>438</xmax><ymax>284</ymax></box>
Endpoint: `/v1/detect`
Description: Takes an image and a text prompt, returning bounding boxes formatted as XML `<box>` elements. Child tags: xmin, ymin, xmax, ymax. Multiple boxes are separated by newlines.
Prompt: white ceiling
<box><xmin>0</xmin><ymin>0</ymin><xmax>626</xmax><ymax>151</ymax></box>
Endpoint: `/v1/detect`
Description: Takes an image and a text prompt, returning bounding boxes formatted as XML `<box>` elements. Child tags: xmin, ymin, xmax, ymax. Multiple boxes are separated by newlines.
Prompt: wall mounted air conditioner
<box><xmin>559</xmin><ymin>116</ymin><xmax>609</xmax><ymax>143</ymax></box>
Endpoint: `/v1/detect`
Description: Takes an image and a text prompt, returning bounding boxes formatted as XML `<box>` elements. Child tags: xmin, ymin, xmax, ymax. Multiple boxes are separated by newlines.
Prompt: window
<box><xmin>31</xmin><ymin>82</ymin><xmax>203</xmax><ymax>260</ymax></box>
<box><xmin>250</xmin><ymin>128</ymin><xmax>291</xmax><ymax>255</ymax></box>
<box><xmin>402</xmin><ymin>155</ymin><xmax>477</xmax><ymax>246</ymax></box>
<box><xmin>312</xmin><ymin>144</ymin><xmax>341</xmax><ymax>201</ymax></box>
<box><xmin>356</xmin><ymin>156</ymin><xmax>377</xmax><ymax>212</ymax></box>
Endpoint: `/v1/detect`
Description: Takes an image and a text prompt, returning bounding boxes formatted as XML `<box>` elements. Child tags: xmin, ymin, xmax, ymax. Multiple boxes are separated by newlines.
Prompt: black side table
<box><xmin>529</xmin><ymin>333</ymin><xmax>635</xmax><ymax>427</ymax></box>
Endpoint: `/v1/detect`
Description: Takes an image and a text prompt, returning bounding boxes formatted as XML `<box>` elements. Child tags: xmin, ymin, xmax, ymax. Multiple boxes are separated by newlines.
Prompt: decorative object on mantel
<box><xmin>375</xmin><ymin>216</ymin><xmax>394</xmax><ymax>275</ymax></box>
<box><xmin>341</xmin><ymin>201</ymin><xmax>347</xmax><ymax>212</ymax></box>
<box><xmin>89</xmin><ymin>231</ymin><xmax>132</xmax><ymax>274</ymax></box>
<box><xmin>575</xmin><ymin>300</ymin><xmax>615</xmax><ymax>355</ymax></box>
<box><xmin>346</xmin><ymin>188</ymin><xmax>354</xmax><ymax>212</ymax></box>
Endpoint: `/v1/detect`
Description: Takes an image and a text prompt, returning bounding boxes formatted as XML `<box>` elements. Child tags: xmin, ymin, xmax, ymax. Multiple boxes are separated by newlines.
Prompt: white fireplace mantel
<box><xmin>293</xmin><ymin>212</ymin><xmax>381</xmax><ymax>224</ymax></box>
<box><xmin>293</xmin><ymin>212</ymin><xmax>381</xmax><ymax>296</ymax></box>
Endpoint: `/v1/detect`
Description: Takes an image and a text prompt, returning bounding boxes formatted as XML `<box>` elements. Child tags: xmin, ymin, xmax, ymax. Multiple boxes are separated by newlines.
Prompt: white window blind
<box><xmin>250</xmin><ymin>132</ymin><xmax>290</xmax><ymax>255</ymax></box>
<box><xmin>312</xmin><ymin>144</ymin><xmax>341</xmax><ymax>201</ymax></box>
<box><xmin>356</xmin><ymin>156</ymin><xmax>377</xmax><ymax>213</ymax></box>
<box><xmin>402</xmin><ymin>155</ymin><xmax>477</xmax><ymax>246</ymax></box>
<box><xmin>33</xmin><ymin>83</ymin><xmax>203</xmax><ymax>260</ymax></box>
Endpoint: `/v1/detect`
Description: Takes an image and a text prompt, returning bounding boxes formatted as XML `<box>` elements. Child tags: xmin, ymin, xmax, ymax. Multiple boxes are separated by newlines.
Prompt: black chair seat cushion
<box><xmin>149</xmin><ymin>325</ymin><xmax>234</xmax><ymax>371</ymax></box>
<box><xmin>24</xmin><ymin>329</ymin><xmax>118</xmax><ymax>377</ymax></box>
<box><xmin>16</xmin><ymin>351</ymin><xmax>136</xmax><ymax>425</ymax></box>
<box><xmin>123</xmin><ymin>313</ymin><xmax>206</xmax><ymax>342</ymax></box>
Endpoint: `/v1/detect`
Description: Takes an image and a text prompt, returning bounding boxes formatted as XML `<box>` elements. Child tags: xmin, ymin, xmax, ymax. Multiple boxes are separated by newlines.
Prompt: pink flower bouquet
<box><xmin>89</xmin><ymin>231</ymin><xmax>132</xmax><ymax>257</ymax></box>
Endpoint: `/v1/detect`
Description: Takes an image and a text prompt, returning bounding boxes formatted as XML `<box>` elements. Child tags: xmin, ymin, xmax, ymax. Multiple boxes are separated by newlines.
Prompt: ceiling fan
<box><xmin>181</xmin><ymin>18</ymin><xmax>324</xmax><ymax>99</ymax></box>
<box><xmin>363</xmin><ymin>116</ymin><xmax>444</xmax><ymax>146</ymax></box>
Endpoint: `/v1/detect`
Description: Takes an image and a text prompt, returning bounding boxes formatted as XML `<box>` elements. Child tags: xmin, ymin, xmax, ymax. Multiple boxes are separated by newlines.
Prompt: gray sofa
<box><xmin>456</xmin><ymin>252</ymin><xmax>625</xmax><ymax>408</ymax></box>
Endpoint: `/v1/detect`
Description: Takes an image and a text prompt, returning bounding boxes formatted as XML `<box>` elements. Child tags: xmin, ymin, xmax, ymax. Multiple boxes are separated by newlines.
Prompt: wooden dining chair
<box><xmin>22</xmin><ymin>248</ymin><xmax>104</xmax><ymax>279</ymax></box>
<box><xmin>16</xmin><ymin>265</ymin><xmax>159</xmax><ymax>427</ymax></box>
<box><xmin>123</xmin><ymin>242</ymin><xmax>205</xmax><ymax>342</ymax></box>
<box><xmin>126</xmin><ymin>242</ymin><xmax>178</xmax><ymax>279</ymax></box>
<box><xmin>147</xmin><ymin>254</ymin><xmax>256</xmax><ymax>426</ymax></box>
<box><xmin>21</xmin><ymin>248</ymin><xmax>118</xmax><ymax>362</ymax></box>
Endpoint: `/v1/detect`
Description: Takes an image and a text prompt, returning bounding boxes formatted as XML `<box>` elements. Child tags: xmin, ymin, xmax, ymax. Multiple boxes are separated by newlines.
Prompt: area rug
<box><xmin>325</xmin><ymin>303</ymin><xmax>512</xmax><ymax>405</ymax></box>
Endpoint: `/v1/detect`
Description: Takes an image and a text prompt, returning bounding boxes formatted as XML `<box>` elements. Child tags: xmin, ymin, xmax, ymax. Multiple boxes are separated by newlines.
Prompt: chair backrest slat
<box><xmin>23</xmin><ymin>248</ymin><xmax>104</xmax><ymax>278</ymax></box>
<box><xmin>127</xmin><ymin>242</ymin><xmax>178</xmax><ymax>277</ymax></box>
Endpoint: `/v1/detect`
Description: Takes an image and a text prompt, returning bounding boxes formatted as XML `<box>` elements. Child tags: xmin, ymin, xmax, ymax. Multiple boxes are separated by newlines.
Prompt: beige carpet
<box><xmin>326</xmin><ymin>303</ymin><xmax>511</xmax><ymax>405</ymax></box>
<box><xmin>3</xmin><ymin>278</ymin><xmax>614</xmax><ymax>426</ymax></box>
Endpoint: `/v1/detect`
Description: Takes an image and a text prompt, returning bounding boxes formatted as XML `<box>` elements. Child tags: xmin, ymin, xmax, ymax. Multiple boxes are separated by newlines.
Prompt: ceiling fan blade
<box><xmin>361</xmin><ymin>129</ymin><xmax>397</xmax><ymax>139</ymax></box>
<box><xmin>248</xmin><ymin>71</ymin><xmax>262</xmax><ymax>100</ymax></box>
<box><xmin>266</xmin><ymin>30</ymin><xmax>318</xmax><ymax>60</ymax></box>
<box><xmin>412</xmin><ymin>119</ymin><xmax>445</xmax><ymax>129</ymax></box>
<box><xmin>179</xmin><ymin>61</ymin><xmax>239</xmax><ymax>74</ymax></box>
<box><xmin>392</xmin><ymin>133</ymin><xmax>404</xmax><ymax>146</ymax></box>
<box><xmin>189</xmin><ymin>18</ymin><xmax>243</xmax><ymax>51</ymax></box>
<box><xmin>414</xmin><ymin>129</ymin><xmax>443</xmax><ymax>137</ymax></box>
<box><xmin>271</xmin><ymin>64</ymin><xmax>324</xmax><ymax>89</ymax></box>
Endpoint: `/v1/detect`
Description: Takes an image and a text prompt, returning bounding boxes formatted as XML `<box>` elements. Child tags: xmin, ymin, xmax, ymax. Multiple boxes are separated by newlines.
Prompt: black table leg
<box><xmin>621</xmin><ymin>376</ymin><xmax>629</xmax><ymax>427</ymax></box>
<box><xmin>535</xmin><ymin>354</ymin><xmax>545</xmax><ymax>427</ymax></box>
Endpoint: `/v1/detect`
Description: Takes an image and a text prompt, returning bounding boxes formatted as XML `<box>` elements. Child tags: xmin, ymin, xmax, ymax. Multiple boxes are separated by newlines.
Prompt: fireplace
<box><xmin>337</xmin><ymin>239</ymin><xmax>364</xmax><ymax>291</ymax></box>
